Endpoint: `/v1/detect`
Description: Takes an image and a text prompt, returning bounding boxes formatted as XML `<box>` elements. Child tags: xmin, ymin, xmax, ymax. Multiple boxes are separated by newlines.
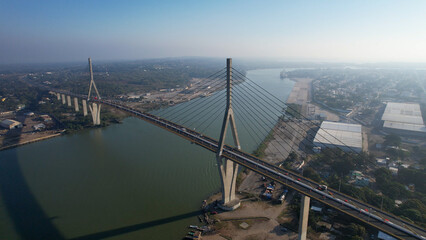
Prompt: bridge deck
<box><xmin>50</xmin><ymin>90</ymin><xmax>425</xmax><ymax>240</ymax></box>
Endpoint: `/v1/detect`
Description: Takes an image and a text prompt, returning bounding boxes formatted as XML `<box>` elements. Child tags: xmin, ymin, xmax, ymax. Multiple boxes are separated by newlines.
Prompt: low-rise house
<box><xmin>354</xmin><ymin>177</ymin><xmax>370</xmax><ymax>187</ymax></box>
<box><xmin>40</xmin><ymin>114</ymin><xmax>52</xmax><ymax>123</ymax></box>
<box><xmin>388</xmin><ymin>167</ymin><xmax>398</xmax><ymax>175</ymax></box>
<box><xmin>350</xmin><ymin>170</ymin><xmax>363</xmax><ymax>179</ymax></box>
<box><xmin>33</xmin><ymin>123</ymin><xmax>46</xmax><ymax>131</ymax></box>
<box><xmin>376</xmin><ymin>158</ymin><xmax>387</xmax><ymax>166</ymax></box>
<box><xmin>311</xmin><ymin>206</ymin><xmax>323</xmax><ymax>212</ymax></box>
<box><xmin>378</xmin><ymin>231</ymin><xmax>397</xmax><ymax>240</ymax></box>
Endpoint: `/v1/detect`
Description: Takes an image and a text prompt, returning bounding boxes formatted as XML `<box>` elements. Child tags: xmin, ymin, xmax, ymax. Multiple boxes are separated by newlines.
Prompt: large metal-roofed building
<box><xmin>313</xmin><ymin>121</ymin><xmax>363</xmax><ymax>153</ymax></box>
<box><xmin>0</xmin><ymin>119</ymin><xmax>23</xmax><ymax>129</ymax></box>
<box><xmin>381</xmin><ymin>102</ymin><xmax>426</xmax><ymax>136</ymax></box>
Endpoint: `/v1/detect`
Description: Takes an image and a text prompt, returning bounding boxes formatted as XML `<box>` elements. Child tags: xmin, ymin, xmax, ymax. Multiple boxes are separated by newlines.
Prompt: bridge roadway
<box><xmin>95</xmin><ymin>99</ymin><xmax>425</xmax><ymax>240</ymax></box>
<box><xmin>49</xmin><ymin>89</ymin><xmax>425</xmax><ymax>240</ymax></box>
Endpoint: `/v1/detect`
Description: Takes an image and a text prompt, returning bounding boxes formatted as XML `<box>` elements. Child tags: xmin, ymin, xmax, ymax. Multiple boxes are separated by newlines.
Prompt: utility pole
<box><xmin>379</xmin><ymin>192</ymin><xmax>384</xmax><ymax>210</ymax></box>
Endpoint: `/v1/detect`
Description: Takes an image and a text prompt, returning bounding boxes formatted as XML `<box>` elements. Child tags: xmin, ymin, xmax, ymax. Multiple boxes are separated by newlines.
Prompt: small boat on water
<box><xmin>189</xmin><ymin>225</ymin><xmax>199</xmax><ymax>229</ymax></box>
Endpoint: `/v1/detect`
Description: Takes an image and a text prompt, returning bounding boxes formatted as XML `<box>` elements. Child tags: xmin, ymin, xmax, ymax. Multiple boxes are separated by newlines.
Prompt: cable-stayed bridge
<box><xmin>49</xmin><ymin>58</ymin><xmax>425</xmax><ymax>240</ymax></box>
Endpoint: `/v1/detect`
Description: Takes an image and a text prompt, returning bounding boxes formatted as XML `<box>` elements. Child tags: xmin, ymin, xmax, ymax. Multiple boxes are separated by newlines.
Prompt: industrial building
<box><xmin>313</xmin><ymin>121</ymin><xmax>363</xmax><ymax>153</ymax></box>
<box><xmin>381</xmin><ymin>102</ymin><xmax>426</xmax><ymax>136</ymax></box>
<box><xmin>0</xmin><ymin>119</ymin><xmax>23</xmax><ymax>129</ymax></box>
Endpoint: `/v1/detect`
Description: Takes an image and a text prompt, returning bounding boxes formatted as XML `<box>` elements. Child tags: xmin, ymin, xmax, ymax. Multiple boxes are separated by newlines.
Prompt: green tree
<box><xmin>384</xmin><ymin>134</ymin><xmax>401</xmax><ymax>147</ymax></box>
<box><xmin>303</xmin><ymin>167</ymin><xmax>322</xmax><ymax>182</ymax></box>
<box><xmin>347</xmin><ymin>223</ymin><xmax>366</xmax><ymax>238</ymax></box>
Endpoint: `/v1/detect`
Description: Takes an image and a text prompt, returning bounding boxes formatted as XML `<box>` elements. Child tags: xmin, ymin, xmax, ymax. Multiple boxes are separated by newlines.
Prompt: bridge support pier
<box><xmin>61</xmin><ymin>94</ymin><xmax>66</xmax><ymax>105</ymax></box>
<box><xmin>74</xmin><ymin>97</ymin><xmax>79</xmax><ymax>112</ymax></box>
<box><xmin>56</xmin><ymin>93</ymin><xmax>61</xmax><ymax>100</ymax></box>
<box><xmin>216</xmin><ymin>58</ymin><xmax>241</xmax><ymax>211</ymax></box>
<box><xmin>89</xmin><ymin>103</ymin><xmax>101</xmax><ymax>125</ymax></box>
<box><xmin>67</xmin><ymin>95</ymin><xmax>72</xmax><ymax>107</ymax></box>
<box><xmin>82</xmin><ymin>100</ymin><xmax>88</xmax><ymax>116</ymax></box>
<box><xmin>298</xmin><ymin>195</ymin><xmax>310</xmax><ymax>240</ymax></box>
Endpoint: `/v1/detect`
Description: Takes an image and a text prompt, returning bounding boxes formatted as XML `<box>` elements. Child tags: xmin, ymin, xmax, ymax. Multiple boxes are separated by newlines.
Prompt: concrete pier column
<box><xmin>61</xmin><ymin>94</ymin><xmax>66</xmax><ymax>104</ymax></box>
<box><xmin>82</xmin><ymin>100</ymin><xmax>88</xmax><ymax>116</ymax></box>
<box><xmin>57</xmin><ymin>93</ymin><xmax>61</xmax><ymax>100</ymax></box>
<box><xmin>89</xmin><ymin>103</ymin><xmax>101</xmax><ymax>125</ymax></box>
<box><xmin>74</xmin><ymin>97</ymin><xmax>79</xmax><ymax>112</ymax></box>
<box><xmin>67</xmin><ymin>95</ymin><xmax>72</xmax><ymax>107</ymax></box>
<box><xmin>298</xmin><ymin>195</ymin><xmax>310</xmax><ymax>240</ymax></box>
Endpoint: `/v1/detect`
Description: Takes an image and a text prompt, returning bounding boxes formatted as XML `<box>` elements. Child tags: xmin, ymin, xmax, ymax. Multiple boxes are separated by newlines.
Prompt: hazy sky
<box><xmin>1</xmin><ymin>0</ymin><xmax>425</xmax><ymax>64</ymax></box>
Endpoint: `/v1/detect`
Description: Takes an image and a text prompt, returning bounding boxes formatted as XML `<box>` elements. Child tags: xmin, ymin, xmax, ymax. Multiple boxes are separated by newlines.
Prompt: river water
<box><xmin>0</xmin><ymin>68</ymin><xmax>294</xmax><ymax>239</ymax></box>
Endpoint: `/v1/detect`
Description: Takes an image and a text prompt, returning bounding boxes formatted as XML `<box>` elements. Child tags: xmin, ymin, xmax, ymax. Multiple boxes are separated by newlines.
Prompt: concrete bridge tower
<box><xmin>87</xmin><ymin>58</ymin><xmax>101</xmax><ymax>125</ymax></box>
<box><xmin>216</xmin><ymin>58</ymin><xmax>241</xmax><ymax>210</ymax></box>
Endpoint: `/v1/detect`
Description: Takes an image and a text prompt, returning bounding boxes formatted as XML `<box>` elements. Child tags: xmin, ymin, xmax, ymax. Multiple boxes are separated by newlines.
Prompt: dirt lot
<box><xmin>287</xmin><ymin>78</ymin><xmax>340</xmax><ymax>122</ymax></box>
<box><xmin>203</xmin><ymin>193</ymin><xmax>298</xmax><ymax>240</ymax></box>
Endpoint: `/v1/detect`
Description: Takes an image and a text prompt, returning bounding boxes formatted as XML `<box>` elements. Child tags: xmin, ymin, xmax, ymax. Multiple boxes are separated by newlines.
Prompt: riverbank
<box><xmin>0</xmin><ymin>130</ymin><xmax>65</xmax><ymax>151</ymax></box>
<box><xmin>287</xmin><ymin>77</ymin><xmax>339</xmax><ymax>121</ymax></box>
<box><xmin>201</xmin><ymin>193</ymin><xmax>297</xmax><ymax>240</ymax></box>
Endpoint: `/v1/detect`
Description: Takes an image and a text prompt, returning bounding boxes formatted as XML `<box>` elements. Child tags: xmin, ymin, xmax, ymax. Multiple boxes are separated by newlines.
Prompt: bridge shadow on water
<box><xmin>0</xmin><ymin>114</ymin><xmax>200</xmax><ymax>240</ymax></box>
<box><xmin>0</xmin><ymin>114</ymin><xmax>65</xmax><ymax>240</ymax></box>
<box><xmin>1</xmin><ymin>140</ymin><xmax>200</xmax><ymax>240</ymax></box>
<box><xmin>69</xmin><ymin>210</ymin><xmax>201</xmax><ymax>240</ymax></box>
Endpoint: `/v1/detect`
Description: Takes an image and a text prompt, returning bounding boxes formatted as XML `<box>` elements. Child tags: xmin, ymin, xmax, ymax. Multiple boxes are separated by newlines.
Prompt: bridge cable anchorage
<box><xmin>232</xmin><ymin>71</ymin><xmax>367</xmax><ymax>167</ymax></box>
<box><xmin>215</xmin><ymin>58</ymin><xmax>241</xmax><ymax>210</ymax></box>
<box><xmin>155</xmin><ymin>68</ymin><xmax>227</xmax><ymax>115</ymax></box>
<box><xmin>159</xmin><ymin>74</ymin><xmax>226</xmax><ymax>119</ymax></box>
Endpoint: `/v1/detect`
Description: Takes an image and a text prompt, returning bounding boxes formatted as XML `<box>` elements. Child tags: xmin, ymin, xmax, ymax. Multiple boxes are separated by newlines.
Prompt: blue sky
<box><xmin>1</xmin><ymin>0</ymin><xmax>425</xmax><ymax>64</ymax></box>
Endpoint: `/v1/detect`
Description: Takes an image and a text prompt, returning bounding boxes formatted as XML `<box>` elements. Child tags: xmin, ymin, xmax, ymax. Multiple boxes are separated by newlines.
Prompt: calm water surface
<box><xmin>0</xmin><ymin>68</ymin><xmax>294</xmax><ymax>239</ymax></box>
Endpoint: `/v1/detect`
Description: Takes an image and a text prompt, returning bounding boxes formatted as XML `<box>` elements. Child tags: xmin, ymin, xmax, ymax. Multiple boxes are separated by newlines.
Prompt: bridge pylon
<box><xmin>216</xmin><ymin>58</ymin><xmax>241</xmax><ymax>211</ymax></box>
<box><xmin>67</xmin><ymin>95</ymin><xmax>72</xmax><ymax>107</ymax></box>
<box><xmin>87</xmin><ymin>58</ymin><xmax>102</xmax><ymax>125</ymax></box>
<box><xmin>74</xmin><ymin>97</ymin><xmax>79</xmax><ymax>112</ymax></box>
<box><xmin>298</xmin><ymin>195</ymin><xmax>310</xmax><ymax>240</ymax></box>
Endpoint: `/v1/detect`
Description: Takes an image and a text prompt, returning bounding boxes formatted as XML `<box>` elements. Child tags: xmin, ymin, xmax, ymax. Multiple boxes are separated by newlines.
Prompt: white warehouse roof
<box><xmin>382</xmin><ymin>102</ymin><xmax>426</xmax><ymax>133</ymax></box>
<box><xmin>313</xmin><ymin>121</ymin><xmax>362</xmax><ymax>152</ymax></box>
